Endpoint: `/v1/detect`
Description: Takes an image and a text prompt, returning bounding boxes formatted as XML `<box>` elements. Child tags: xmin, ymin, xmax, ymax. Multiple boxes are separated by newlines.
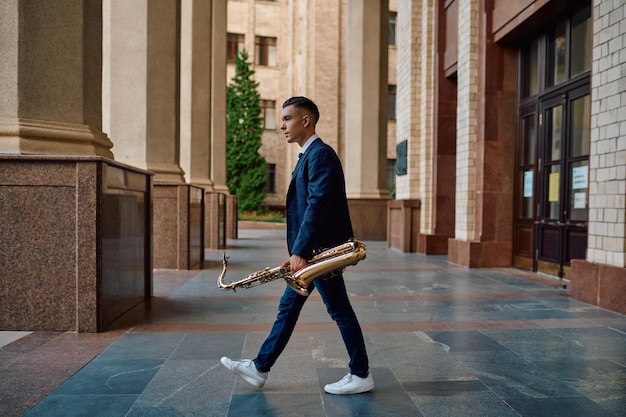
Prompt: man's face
<box><xmin>281</xmin><ymin>104</ymin><xmax>309</xmax><ymax>146</ymax></box>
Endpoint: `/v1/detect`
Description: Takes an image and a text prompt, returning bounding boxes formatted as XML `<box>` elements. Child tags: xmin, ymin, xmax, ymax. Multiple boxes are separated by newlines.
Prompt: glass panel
<box><xmin>570</xmin><ymin>6</ymin><xmax>591</xmax><ymax>77</ymax></box>
<box><xmin>521</xmin><ymin>38</ymin><xmax>540</xmax><ymax>98</ymax></box>
<box><xmin>389</xmin><ymin>12</ymin><xmax>397</xmax><ymax>46</ymax></box>
<box><xmin>570</xmin><ymin>94</ymin><xmax>590</xmax><ymax>157</ymax></box>
<box><xmin>521</xmin><ymin>114</ymin><xmax>536</xmax><ymax>165</ymax></box>
<box><xmin>569</xmin><ymin>160</ymin><xmax>588</xmax><ymax>222</ymax></box>
<box><xmin>261</xmin><ymin>100</ymin><xmax>276</xmax><ymax>130</ymax></box>
<box><xmin>545</xmin><ymin>165</ymin><xmax>561</xmax><ymax>219</ymax></box>
<box><xmin>519</xmin><ymin>170</ymin><xmax>534</xmax><ymax>219</ymax></box>
<box><xmin>388</xmin><ymin>85</ymin><xmax>397</xmax><ymax>120</ymax></box>
<box><xmin>268</xmin><ymin>40</ymin><xmax>277</xmax><ymax>67</ymax></box>
<box><xmin>545</xmin><ymin>105</ymin><xmax>563</xmax><ymax>161</ymax></box>
<box><xmin>546</xmin><ymin>20</ymin><xmax>567</xmax><ymax>88</ymax></box>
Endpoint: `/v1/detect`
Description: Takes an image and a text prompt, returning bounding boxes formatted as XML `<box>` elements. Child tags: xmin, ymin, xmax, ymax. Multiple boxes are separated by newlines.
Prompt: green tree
<box><xmin>226</xmin><ymin>50</ymin><xmax>267</xmax><ymax>213</ymax></box>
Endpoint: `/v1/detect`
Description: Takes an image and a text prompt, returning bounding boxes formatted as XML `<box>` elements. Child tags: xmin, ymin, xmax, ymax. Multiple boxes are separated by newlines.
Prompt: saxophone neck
<box><xmin>217</xmin><ymin>252</ymin><xmax>233</xmax><ymax>290</ymax></box>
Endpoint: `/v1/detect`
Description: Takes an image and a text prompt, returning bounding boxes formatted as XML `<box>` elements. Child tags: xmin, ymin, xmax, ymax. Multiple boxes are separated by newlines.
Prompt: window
<box><xmin>388</xmin><ymin>85</ymin><xmax>397</xmax><ymax>120</ymax></box>
<box><xmin>255</xmin><ymin>36</ymin><xmax>277</xmax><ymax>66</ymax></box>
<box><xmin>387</xmin><ymin>159</ymin><xmax>396</xmax><ymax>198</ymax></box>
<box><xmin>570</xmin><ymin>6</ymin><xmax>591</xmax><ymax>77</ymax></box>
<box><xmin>260</xmin><ymin>100</ymin><xmax>276</xmax><ymax>130</ymax></box>
<box><xmin>265</xmin><ymin>164</ymin><xmax>276</xmax><ymax>194</ymax></box>
<box><xmin>389</xmin><ymin>12</ymin><xmax>397</xmax><ymax>46</ymax></box>
<box><xmin>227</xmin><ymin>33</ymin><xmax>245</xmax><ymax>63</ymax></box>
<box><xmin>521</xmin><ymin>5</ymin><xmax>591</xmax><ymax>96</ymax></box>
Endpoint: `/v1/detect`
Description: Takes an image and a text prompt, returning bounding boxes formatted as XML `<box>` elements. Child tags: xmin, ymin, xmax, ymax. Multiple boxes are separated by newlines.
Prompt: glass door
<box><xmin>513</xmin><ymin>3</ymin><xmax>591</xmax><ymax>277</ymax></box>
<box><xmin>535</xmin><ymin>87</ymin><xmax>589</xmax><ymax>277</ymax></box>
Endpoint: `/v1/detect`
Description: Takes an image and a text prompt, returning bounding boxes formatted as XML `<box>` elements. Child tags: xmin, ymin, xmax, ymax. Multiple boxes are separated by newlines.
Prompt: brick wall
<box><xmin>588</xmin><ymin>0</ymin><xmax>626</xmax><ymax>267</ymax></box>
<box><xmin>454</xmin><ymin>0</ymin><xmax>480</xmax><ymax>241</ymax></box>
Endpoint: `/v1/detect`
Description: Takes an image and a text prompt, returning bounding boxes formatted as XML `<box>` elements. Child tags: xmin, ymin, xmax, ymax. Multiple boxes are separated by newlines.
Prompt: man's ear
<box><xmin>302</xmin><ymin>114</ymin><xmax>310</xmax><ymax>127</ymax></box>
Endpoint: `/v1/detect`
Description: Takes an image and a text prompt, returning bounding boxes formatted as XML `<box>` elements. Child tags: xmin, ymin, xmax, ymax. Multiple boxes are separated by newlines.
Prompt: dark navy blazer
<box><xmin>286</xmin><ymin>138</ymin><xmax>354</xmax><ymax>260</ymax></box>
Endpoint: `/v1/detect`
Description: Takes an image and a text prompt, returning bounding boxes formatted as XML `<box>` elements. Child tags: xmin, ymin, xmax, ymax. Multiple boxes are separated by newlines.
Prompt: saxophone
<box><xmin>217</xmin><ymin>239</ymin><xmax>366</xmax><ymax>296</ymax></box>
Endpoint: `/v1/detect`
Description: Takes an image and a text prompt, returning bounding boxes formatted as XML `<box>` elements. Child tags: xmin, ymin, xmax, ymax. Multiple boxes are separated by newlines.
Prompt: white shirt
<box><xmin>298</xmin><ymin>134</ymin><xmax>319</xmax><ymax>158</ymax></box>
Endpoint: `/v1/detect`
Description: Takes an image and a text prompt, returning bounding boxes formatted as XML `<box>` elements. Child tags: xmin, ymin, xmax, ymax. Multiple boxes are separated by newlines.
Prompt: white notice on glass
<box><xmin>574</xmin><ymin>192</ymin><xmax>586</xmax><ymax>209</ymax></box>
<box><xmin>523</xmin><ymin>170</ymin><xmax>533</xmax><ymax>197</ymax></box>
<box><xmin>572</xmin><ymin>166</ymin><xmax>588</xmax><ymax>189</ymax></box>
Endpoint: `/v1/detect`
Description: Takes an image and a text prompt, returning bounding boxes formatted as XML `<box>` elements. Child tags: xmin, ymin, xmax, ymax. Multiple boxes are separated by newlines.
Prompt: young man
<box><xmin>221</xmin><ymin>96</ymin><xmax>374</xmax><ymax>395</ymax></box>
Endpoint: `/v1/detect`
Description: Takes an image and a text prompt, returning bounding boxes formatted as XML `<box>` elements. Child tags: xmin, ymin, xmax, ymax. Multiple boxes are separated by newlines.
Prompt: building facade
<box><xmin>225</xmin><ymin>0</ymin><xmax>394</xmax><ymax>241</ymax></box>
<box><xmin>394</xmin><ymin>0</ymin><xmax>624</xmax><ymax>314</ymax></box>
<box><xmin>227</xmin><ymin>0</ymin><xmax>625</xmax><ymax>314</ymax></box>
<box><xmin>0</xmin><ymin>0</ymin><xmax>623</xmax><ymax>333</ymax></box>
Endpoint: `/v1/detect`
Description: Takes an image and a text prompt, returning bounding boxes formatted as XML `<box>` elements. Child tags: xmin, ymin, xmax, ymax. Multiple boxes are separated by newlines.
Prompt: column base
<box><xmin>387</xmin><ymin>199</ymin><xmax>420</xmax><ymax>252</ymax></box>
<box><xmin>418</xmin><ymin>233</ymin><xmax>451</xmax><ymax>255</ymax></box>
<box><xmin>348</xmin><ymin>198</ymin><xmax>390</xmax><ymax>241</ymax></box>
<box><xmin>448</xmin><ymin>239</ymin><xmax>512</xmax><ymax>268</ymax></box>
<box><xmin>0</xmin><ymin>155</ymin><xmax>152</xmax><ymax>332</ymax></box>
<box><xmin>571</xmin><ymin>259</ymin><xmax>626</xmax><ymax>314</ymax></box>
<box><xmin>205</xmin><ymin>191</ymin><xmax>226</xmax><ymax>250</ymax></box>
<box><xmin>153</xmin><ymin>183</ymin><xmax>204</xmax><ymax>269</ymax></box>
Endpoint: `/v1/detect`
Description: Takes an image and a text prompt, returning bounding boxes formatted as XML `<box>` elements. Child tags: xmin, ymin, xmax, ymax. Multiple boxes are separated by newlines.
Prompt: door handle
<box><xmin>566</xmin><ymin>221</ymin><xmax>587</xmax><ymax>228</ymax></box>
<box><xmin>542</xmin><ymin>220</ymin><xmax>560</xmax><ymax>226</ymax></box>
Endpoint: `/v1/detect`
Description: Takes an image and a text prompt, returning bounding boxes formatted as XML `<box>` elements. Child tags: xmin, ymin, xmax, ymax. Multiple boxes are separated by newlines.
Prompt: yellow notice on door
<box><xmin>548</xmin><ymin>173</ymin><xmax>560</xmax><ymax>202</ymax></box>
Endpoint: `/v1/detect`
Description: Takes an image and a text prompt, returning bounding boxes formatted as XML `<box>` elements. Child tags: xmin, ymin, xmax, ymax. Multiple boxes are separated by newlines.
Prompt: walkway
<box><xmin>1</xmin><ymin>229</ymin><xmax>625</xmax><ymax>416</ymax></box>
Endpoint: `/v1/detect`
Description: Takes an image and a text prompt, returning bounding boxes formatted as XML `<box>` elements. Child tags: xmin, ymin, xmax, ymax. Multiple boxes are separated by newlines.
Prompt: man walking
<box><xmin>221</xmin><ymin>96</ymin><xmax>374</xmax><ymax>395</ymax></box>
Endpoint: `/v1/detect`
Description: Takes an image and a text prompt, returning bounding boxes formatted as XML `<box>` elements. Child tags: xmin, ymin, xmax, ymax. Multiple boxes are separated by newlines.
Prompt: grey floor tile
<box><xmin>403</xmin><ymin>380</ymin><xmax>490</xmax><ymax>397</ymax></box>
<box><xmin>97</xmin><ymin>333</ymin><xmax>185</xmax><ymax>359</ymax></box>
<box><xmin>504</xmin><ymin>396</ymin><xmax>619</xmax><ymax>417</ymax></box>
<box><xmin>415</xmin><ymin>399</ymin><xmax>521</xmax><ymax>417</ymax></box>
<box><xmin>171</xmin><ymin>333</ymin><xmax>246</xmax><ymax>360</ymax></box>
<box><xmin>53</xmin><ymin>358</ymin><xmax>164</xmax><ymax>395</ymax></box>
<box><xmin>228</xmin><ymin>392</ymin><xmax>325</xmax><ymax>417</ymax></box>
<box><xmin>133</xmin><ymin>359</ymin><xmax>232</xmax><ymax>417</ymax></box>
<box><xmin>25</xmin><ymin>394</ymin><xmax>138</xmax><ymax>417</ymax></box>
<box><xmin>453</xmin><ymin>350</ymin><xmax>584</xmax><ymax>399</ymax></box>
<box><xmin>426</xmin><ymin>331</ymin><xmax>507</xmax><ymax>352</ymax></box>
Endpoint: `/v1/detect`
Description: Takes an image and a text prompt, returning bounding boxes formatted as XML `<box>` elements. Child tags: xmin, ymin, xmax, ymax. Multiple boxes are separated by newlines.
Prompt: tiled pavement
<box><xmin>1</xmin><ymin>228</ymin><xmax>625</xmax><ymax>417</ymax></box>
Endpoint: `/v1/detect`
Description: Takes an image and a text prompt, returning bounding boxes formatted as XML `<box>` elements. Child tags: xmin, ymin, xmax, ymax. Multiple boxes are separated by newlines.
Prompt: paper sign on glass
<box><xmin>574</xmin><ymin>192</ymin><xmax>586</xmax><ymax>209</ymax></box>
<box><xmin>572</xmin><ymin>166</ymin><xmax>588</xmax><ymax>189</ymax></box>
<box><xmin>549</xmin><ymin>173</ymin><xmax>560</xmax><ymax>202</ymax></box>
<box><xmin>523</xmin><ymin>170</ymin><xmax>533</xmax><ymax>197</ymax></box>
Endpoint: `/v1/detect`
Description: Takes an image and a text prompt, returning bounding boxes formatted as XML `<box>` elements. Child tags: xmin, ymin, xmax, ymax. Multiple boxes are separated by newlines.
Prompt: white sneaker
<box><xmin>324</xmin><ymin>373</ymin><xmax>374</xmax><ymax>394</ymax></box>
<box><xmin>220</xmin><ymin>357</ymin><xmax>268</xmax><ymax>388</ymax></box>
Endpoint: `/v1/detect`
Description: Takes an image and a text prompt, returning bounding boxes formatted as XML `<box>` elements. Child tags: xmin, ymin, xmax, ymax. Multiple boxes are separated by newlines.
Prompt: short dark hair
<box><xmin>282</xmin><ymin>96</ymin><xmax>319</xmax><ymax>125</ymax></box>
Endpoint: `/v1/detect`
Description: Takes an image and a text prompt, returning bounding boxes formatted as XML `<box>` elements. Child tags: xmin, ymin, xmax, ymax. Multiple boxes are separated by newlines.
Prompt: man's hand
<box><xmin>283</xmin><ymin>254</ymin><xmax>307</xmax><ymax>273</ymax></box>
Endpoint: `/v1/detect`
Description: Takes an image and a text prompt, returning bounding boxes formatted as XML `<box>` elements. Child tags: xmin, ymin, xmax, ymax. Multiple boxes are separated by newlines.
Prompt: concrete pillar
<box><xmin>103</xmin><ymin>0</ymin><xmax>184</xmax><ymax>182</ymax></box>
<box><xmin>448</xmin><ymin>0</ymin><xmax>515</xmax><ymax>267</ymax></box>
<box><xmin>395</xmin><ymin>0</ymin><xmax>422</xmax><ymax>200</ymax></box>
<box><xmin>180</xmin><ymin>0</ymin><xmax>213</xmax><ymax>188</ymax></box>
<box><xmin>0</xmin><ymin>0</ymin><xmax>113</xmax><ymax>157</ymax></box>
<box><xmin>211</xmin><ymin>0</ymin><xmax>229</xmax><ymax>193</ymax></box>
<box><xmin>344</xmin><ymin>0</ymin><xmax>390</xmax><ymax>200</ymax></box>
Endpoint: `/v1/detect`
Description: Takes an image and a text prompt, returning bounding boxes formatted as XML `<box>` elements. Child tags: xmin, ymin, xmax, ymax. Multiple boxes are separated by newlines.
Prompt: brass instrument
<box><xmin>217</xmin><ymin>239</ymin><xmax>366</xmax><ymax>296</ymax></box>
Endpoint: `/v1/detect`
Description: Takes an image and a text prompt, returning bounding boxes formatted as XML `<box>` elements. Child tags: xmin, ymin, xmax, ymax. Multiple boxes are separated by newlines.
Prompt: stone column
<box><xmin>345</xmin><ymin>0</ymin><xmax>390</xmax><ymax>241</ymax></box>
<box><xmin>103</xmin><ymin>0</ymin><xmax>184</xmax><ymax>182</ymax></box>
<box><xmin>180</xmin><ymin>0</ymin><xmax>213</xmax><ymax>188</ymax></box>
<box><xmin>345</xmin><ymin>0</ymin><xmax>390</xmax><ymax>200</ymax></box>
<box><xmin>452</xmin><ymin>0</ymin><xmax>480</xmax><ymax>246</ymax></box>
<box><xmin>447</xmin><ymin>0</ymin><xmax>515</xmax><ymax>267</ymax></box>
<box><xmin>394</xmin><ymin>0</ymin><xmax>422</xmax><ymax>200</ymax></box>
<box><xmin>388</xmin><ymin>0</ymin><xmax>422</xmax><ymax>252</ymax></box>
<box><xmin>211</xmin><ymin>0</ymin><xmax>229</xmax><ymax>194</ymax></box>
<box><xmin>0</xmin><ymin>0</ymin><xmax>113</xmax><ymax>157</ymax></box>
<box><xmin>1</xmin><ymin>0</ymin><xmax>153</xmax><ymax>332</ymax></box>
